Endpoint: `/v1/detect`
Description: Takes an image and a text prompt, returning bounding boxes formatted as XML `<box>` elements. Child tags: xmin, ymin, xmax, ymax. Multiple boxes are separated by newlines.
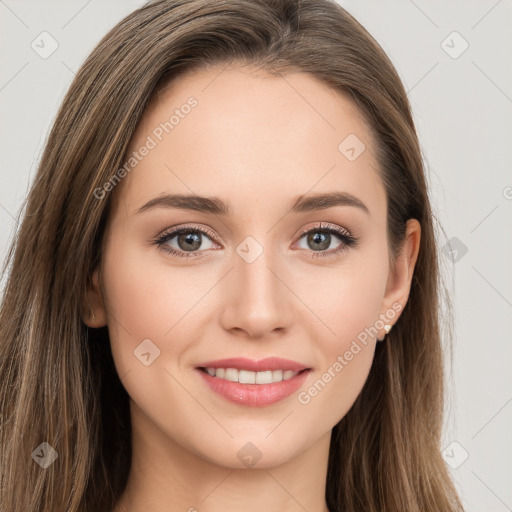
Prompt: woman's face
<box><xmin>87</xmin><ymin>65</ymin><xmax>419</xmax><ymax>468</ymax></box>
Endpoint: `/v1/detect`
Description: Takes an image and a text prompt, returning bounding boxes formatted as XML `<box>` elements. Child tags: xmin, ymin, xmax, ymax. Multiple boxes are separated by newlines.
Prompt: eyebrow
<box><xmin>136</xmin><ymin>191</ymin><xmax>370</xmax><ymax>216</ymax></box>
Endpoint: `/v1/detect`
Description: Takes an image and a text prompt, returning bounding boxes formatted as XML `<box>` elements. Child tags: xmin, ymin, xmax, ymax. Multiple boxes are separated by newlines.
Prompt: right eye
<box><xmin>153</xmin><ymin>224</ymin><xmax>220</xmax><ymax>258</ymax></box>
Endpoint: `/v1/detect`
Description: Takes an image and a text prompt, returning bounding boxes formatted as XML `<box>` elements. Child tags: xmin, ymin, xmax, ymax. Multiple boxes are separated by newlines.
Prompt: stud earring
<box><xmin>378</xmin><ymin>323</ymin><xmax>392</xmax><ymax>342</ymax></box>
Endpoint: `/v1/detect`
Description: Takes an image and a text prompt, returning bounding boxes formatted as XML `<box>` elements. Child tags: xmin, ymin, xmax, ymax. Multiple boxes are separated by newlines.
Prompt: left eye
<box><xmin>296</xmin><ymin>230</ymin><xmax>343</xmax><ymax>252</ymax></box>
<box><xmin>294</xmin><ymin>223</ymin><xmax>358</xmax><ymax>258</ymax></box>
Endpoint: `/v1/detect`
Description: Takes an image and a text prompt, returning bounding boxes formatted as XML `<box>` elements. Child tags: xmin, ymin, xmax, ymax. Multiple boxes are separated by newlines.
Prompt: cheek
<box><xmin>305</xmin><ymin>255</ymin><xmax>388</xmax><ymax>350</ymax></box>
<box><xmin>296</xmin><ymin>339</ymin><xmax>375</xmax><ymax>435</ymax></box>
<box><xmin>100</xmin><ymin>239</ymin><xmax>170</xmax><ymax>372</ymax></box>
<box><xmin>297</xmin><ymin>273</ymin><xmax>383</xmax><ymax>427</ymax></box>
<box><xmin>294</xmin><ymin>254</ymin><xmax>387</xmax><ymax>419</ymax></box>
<box><xmin>101</xmin><ymin>237</ymin><xmax>217</xmax><ymax>376</ymax></box>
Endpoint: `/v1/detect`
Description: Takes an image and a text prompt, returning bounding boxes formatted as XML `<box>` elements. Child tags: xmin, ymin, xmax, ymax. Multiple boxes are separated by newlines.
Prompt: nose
<box><xmin>219</xmin><ymin>244</ymin><xmax>294</xmax><ymax>339</ymax></box>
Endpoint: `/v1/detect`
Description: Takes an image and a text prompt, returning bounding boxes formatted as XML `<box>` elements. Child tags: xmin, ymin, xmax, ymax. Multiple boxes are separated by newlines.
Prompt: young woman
<box><xmin>0</xmin><ymin>0</ymin><xmax>465</xmax><ymax>510</ymax></box>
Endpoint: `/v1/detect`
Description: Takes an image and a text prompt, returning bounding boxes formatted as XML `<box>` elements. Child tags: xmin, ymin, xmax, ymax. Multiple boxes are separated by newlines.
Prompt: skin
<box><xmin>83</xmin><ymin>65</ymin><xmax>420</xmax><ymax>512</ymax></box>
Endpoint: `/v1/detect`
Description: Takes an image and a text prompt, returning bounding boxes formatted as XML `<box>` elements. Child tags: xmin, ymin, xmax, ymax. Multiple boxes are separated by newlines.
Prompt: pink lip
<box><xmin>196</xmin><ymin>367</ymin><xmax>311</xmax><ymax>406</ymax></box>
<box><xmin>195</xmin><ymin>357</ymin><xmax>310</xmax><ymax>372</ymax></box>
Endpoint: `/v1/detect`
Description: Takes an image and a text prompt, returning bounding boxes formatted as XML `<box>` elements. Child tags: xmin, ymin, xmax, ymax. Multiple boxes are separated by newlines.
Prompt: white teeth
<box><xmin>271</xmin><ymin>370</ymin><xmax>283</xmax><ymax>382</ymax></box>
<box><xmin>204</xmin><ymin>367</ymin><xmax>301</xmax><ymax>384</ymax></box>
<box><xmin>224</xmin><ymin>368</ymin><xmax>238</xmax><ymax>382</ymax></box>
<box><xmin>256</xmin><ymin>371</ymin><xmax>272</xmax><ymax>384</ymax></box>
<box><xmin>239</xmin><ymin>370</ymin><xmax>256</xmax><ymax>384</ymax></box>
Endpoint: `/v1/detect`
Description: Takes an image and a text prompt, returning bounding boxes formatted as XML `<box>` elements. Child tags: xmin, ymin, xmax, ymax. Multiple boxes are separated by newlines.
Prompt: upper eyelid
<box><xmin>295</xmin><ymin>222</ymin><xmax>352</xmax><ymax>239</ymax></box>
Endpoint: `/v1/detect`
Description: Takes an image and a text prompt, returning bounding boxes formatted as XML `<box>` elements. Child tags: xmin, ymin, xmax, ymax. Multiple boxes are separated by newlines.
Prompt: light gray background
<box><xmin>1</xmin><ymin>1</ymin><xmax>511</xmax><ymax>510</ymax></box>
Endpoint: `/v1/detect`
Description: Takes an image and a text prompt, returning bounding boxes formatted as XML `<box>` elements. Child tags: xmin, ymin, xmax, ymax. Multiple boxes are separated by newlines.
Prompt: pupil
<box><xmin>179</xmin><ymin>232</ymin><xmax>201</xmax><ymax>251</ymax></box>
<box><xmin>309</xmin><ymin>232</ymin><xmax>329</xmax><ymax>251</ymax></box>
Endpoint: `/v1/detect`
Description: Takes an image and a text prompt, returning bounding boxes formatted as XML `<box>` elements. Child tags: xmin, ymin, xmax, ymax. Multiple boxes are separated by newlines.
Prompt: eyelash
<box><xmin>153</xmin><ymin>222</ymin><xmax>359</xmax><ymax>260</ymax></box>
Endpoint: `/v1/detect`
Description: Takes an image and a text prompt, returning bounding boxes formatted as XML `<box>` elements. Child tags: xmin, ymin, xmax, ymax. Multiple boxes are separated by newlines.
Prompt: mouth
<box><xmin>194</xmin><ymin>357</ymin><xmax>312</xmax><ymax>406</ymax></box>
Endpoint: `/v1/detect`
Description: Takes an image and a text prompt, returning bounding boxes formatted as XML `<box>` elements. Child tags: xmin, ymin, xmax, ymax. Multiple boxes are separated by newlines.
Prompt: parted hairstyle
<box><xmin>0</xmin><ymin>0</ymin><xmax>464</xmax><ymax>510</ymax></box>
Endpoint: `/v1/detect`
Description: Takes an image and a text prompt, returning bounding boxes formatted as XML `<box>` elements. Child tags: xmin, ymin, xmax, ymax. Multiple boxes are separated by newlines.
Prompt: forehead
<box><xmin>115</xmin><ymin>65</ymin><xmax>384</xmax><ymax>216</ymax></box>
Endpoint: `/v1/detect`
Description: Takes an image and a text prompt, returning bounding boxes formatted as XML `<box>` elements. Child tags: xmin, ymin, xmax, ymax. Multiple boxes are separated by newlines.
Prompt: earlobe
<box><xmin>378</xmin><ymin>219</ymin><xmax>421</xmax><ymax>340</ymax></box>
<box><xmin>82</xmin><ymin>268</ymin><xmax>108</xmax><ymax>328</ymax></box>
<box><xmin>377</xmin><ymin>323</ymin><xmax>393</xmax><ymax>342</ymax></box>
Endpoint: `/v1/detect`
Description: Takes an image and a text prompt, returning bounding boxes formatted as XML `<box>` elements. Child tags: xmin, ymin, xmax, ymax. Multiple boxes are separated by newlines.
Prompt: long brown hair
<box><xmin>0</xmin><ymin>0</ymin><xmax>464</xmax><ymax>510</ymax></box>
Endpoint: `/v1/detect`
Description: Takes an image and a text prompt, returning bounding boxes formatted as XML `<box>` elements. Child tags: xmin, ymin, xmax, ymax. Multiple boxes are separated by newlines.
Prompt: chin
<box><xmin>196</xmin><ymin>434</ymin><xmax>305</xmax><ymax>470</ymax></box>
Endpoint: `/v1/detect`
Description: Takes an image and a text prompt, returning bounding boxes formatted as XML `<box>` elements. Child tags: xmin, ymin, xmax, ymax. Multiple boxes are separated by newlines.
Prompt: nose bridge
<box><xmin>235</xmin><ymin>233</ymin><xmax>282</xmax><ymax>305</ymax></box>
<box><xmin>220</xmin><ymin>231</ymin><xmax>292</xmax><ymax>336</ymax></box>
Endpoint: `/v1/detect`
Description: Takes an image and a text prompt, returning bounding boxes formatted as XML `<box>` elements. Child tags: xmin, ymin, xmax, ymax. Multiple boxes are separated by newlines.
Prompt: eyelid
<box><xmin>294</xmin><ymin>221</ymin><xmax>352</xmax><ymax>240</ymax></box>
<box><xmin>155</xmin><ymin>223</ymin><xmax>219</xmax><ymax>244</ymax></box>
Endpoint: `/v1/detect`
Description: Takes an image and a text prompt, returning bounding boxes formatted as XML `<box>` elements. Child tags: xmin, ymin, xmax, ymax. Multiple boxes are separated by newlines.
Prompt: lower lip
<box><xmin>196</xmin><ymin>368</ymin><xmax>310</xmax><ymax>406</ymax></box>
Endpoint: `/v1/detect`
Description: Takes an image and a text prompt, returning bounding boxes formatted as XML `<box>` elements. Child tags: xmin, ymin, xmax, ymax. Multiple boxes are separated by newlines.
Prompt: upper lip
<box><xmin>196</xmin><ymin>357</ymin><xmax>311</xmax><ymax>372</ymax></box>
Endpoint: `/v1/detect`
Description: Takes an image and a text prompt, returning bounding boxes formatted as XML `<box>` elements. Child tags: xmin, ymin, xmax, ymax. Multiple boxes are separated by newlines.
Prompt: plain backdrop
<box><xmin>1</xmin><ymin>1</ymin><xmax>511</xmax><ymax>511</ymax></box>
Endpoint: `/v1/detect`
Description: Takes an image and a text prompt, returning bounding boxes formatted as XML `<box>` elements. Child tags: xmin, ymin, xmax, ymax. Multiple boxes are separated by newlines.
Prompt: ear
<box><xmin>377</xmin><ymin>218</ymin><xmax>421</xmax><ymax>341</ymax></box>
<box><xmin>81</xmin><ymin>267</ymin><xmax>108</xmax><ymax>328</ymax></box>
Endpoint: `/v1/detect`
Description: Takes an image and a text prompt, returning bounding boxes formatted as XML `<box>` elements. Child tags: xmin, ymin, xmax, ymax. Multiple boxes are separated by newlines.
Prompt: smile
<box><xmin>196</xmin><ymin>367</ymin><xmax>311</xmax><ymax>407</ymax></box>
